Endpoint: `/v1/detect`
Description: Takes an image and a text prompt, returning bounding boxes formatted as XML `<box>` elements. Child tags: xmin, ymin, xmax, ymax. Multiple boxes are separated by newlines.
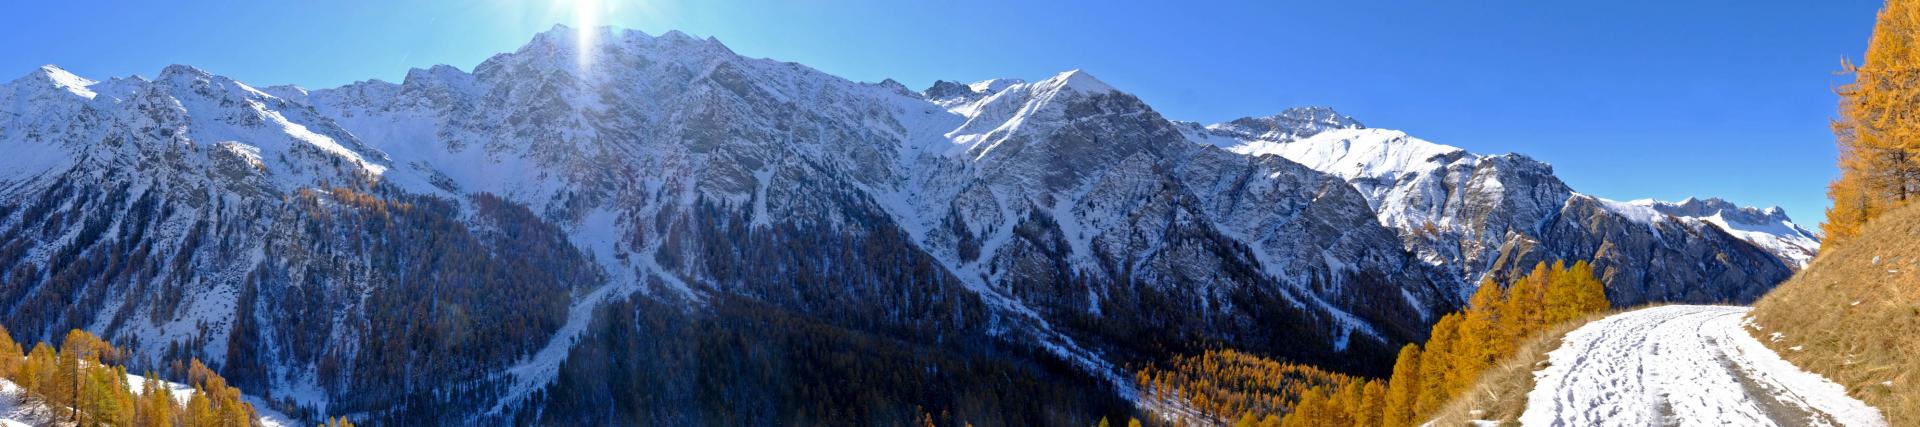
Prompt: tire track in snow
<box><xmin>1519</xmin><ymin>305</ymin><xmax>1886</xmax><ymax>427</ymax></box>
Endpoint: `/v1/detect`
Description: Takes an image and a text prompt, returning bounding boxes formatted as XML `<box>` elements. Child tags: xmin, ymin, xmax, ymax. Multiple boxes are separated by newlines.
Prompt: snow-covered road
<box><xmin>1519</xmin><ymin>305</ymin><xmax>1886</xmax><ymax>427</ymax></box>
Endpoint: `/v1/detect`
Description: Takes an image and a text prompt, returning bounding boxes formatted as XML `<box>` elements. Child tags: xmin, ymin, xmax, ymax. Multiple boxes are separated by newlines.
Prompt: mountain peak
<box><xmin>157</xmin><ymin>64</ymin><xmax>214</xmax><ymax>82</ymax></box>
<box><xmin>1210</xmin><ymin>107</ymin><xmax>1365</xmax><ymax>142</ymax></box>
<box><xmin>924</xmin><ymin>80</ymin><xmax>974</xmax><ymax>99</ymax></box>
<box><xmin>261</xmin><ymin>84</ymin><xmax>310</xmax><ymax>103</ymax></box>
<box><xmin>968</xmin><ymin>78</ymin><xmax>1025</xmax><ymax>94</ymax></box>
<box><xmin>13</xmin><ymin>65</ymin><xmax>97</xmax><ymax>99</ymax></box>
<box><xmin>1044</xmin><ymin>69</ymin><xmax>1114</xmax><ymax>94</ymax></box>
<box><xmin>660</xmin><ymin>29</ymin><xmax>694</xmax><ymax>42</ymax></box>
<box><xmin>404</xmin><ymin>64</ymin><xmax>469</xmax><ymax>84</ymax></box>
<box><xmin>924</xmin><ymin>78</ymin><xmax>1027</xmax><ymax>101</ymax></box>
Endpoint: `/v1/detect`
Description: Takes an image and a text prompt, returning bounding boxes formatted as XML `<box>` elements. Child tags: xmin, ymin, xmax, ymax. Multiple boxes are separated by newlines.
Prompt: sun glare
<box><xmin>570</xmin><ymin>0</ymin><xmax>602</xmax><ymax>71</ymax></box>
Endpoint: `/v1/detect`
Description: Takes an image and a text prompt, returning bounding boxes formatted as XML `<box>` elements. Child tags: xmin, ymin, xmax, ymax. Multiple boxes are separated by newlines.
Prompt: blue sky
<box><xmin>0</xmin><ymin>1</ymin><xmax>1884</xmax><ymax>228</ymax></box>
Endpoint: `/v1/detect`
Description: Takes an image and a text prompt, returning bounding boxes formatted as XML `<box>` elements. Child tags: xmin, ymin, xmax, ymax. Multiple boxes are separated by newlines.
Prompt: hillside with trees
<box><xmin>1134</xmin><ymin>261</ymin><xmax>1609</xmax><ymax>426</ymax></box>
<box><xmin>1753</xmin><ymin>1</ymin><xmax>1920</xmax><ymax>423</ymax></box>
<box><xmin>0</xmin><ymin>325</ymin><xmax>304</xmax><ymax>426</ymax></box>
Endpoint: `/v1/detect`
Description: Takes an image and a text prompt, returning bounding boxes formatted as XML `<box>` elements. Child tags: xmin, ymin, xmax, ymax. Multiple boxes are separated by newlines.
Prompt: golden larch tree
<box><xmin>1828</xmin><ymin>0</ymin><xmax>1920</xmax><ymax>243</ymax></box>
<box><xmin>1381</xmin><ymin>345</ymin><xmax>1423</xmax><ymax>427</ymax></box>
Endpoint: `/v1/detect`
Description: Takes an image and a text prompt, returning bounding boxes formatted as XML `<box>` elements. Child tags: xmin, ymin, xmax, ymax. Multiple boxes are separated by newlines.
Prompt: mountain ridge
<box><xmin>1189</xmin><ymin>117</ymin><xmax>1808</xmax><ymax>302</ymax></box>
<box><xmin>0</xmin><ymin>26</ymin><xmax>1808</xmax><ymax>424</ymax></box>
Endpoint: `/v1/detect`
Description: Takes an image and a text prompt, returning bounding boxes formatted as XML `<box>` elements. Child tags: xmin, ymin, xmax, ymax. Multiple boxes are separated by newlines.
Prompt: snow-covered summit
<box><xmin>1225</xmin><ymin>128</ymin><xmax>1465</xmax><ymax>182</ymax></box>
<box><xmin>1189</xmin><ymin>112</ymin><xmax>1800</xmax><ymax>302</ymax></box>
<box><xmin>968</xmin><ymin>78</ymin><xmax>1025</xmax><ymax>94</ymax></box>
<box><xmin>1046</xmin><ymin>69</ymin><xmax>1114</xmax><ymax>94</ymax></box>
<box><xmin>20</xmin><ymin>64</ymin><xmax>98</xmax><ymax>99</ymax></box>
<box><xmin>944</xmin><ymin>68</ymin><xmax>1136</xmax><ymax>162</ymax></box>
<box><xmin>300</xmin><ymin>27</ymin><xmax>1454</xmax><ymax>402</ymax></box>
<box><xmin>1594</xmin><ymin>197</ymin><xmax>1821</xmax><ymax>268</ymax></box>
<box><xmin>1207</xmin><ymin>106</ymin><xmax>1365</xmax><ymax>142</ymax></box>
<box><xmin>0</xmin><ymin>63</ymin><xmax>393</xmax><ymax>191</ymax></box>
<box><xmin>925</xmin><ymin>78</ymin><xmax>1027</xmax><ymax>104</ymax></box>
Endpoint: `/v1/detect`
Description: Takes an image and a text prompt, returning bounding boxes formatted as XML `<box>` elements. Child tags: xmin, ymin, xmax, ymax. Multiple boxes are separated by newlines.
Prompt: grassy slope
<box><xmin>1749</xmin><ymin>203</ymin><xmax>1920</xmax><ymax>425</ymax></box>
<box><xmin>1424</xmin><ymin>310</ymin><xmax>1622</xmax><ymax>426</ymax></box>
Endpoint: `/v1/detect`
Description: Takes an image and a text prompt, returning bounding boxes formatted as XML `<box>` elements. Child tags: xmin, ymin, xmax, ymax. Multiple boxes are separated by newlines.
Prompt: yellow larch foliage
<box><xmin>1134</xmin><ymin>261</ymin><xmax>1611</xmax><ymax>427</ymax></box>
<box><xmin>1827</xmin><ymin>0</ymin><xmax>1920</xmax><ymax>243</ymax></box>
<box><xmin>1414</xmin><ymin>312</ymin><xmax>1461</xmax><ymax>415</ymax></box>
<box><xmin>1381</xmin><ymin>345</ymin><xmax>1423</xmax><ymax>426</ymax></box>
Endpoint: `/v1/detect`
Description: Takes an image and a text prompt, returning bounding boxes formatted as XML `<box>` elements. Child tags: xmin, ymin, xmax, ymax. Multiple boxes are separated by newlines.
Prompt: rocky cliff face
<box><xmin>0</xmin><ymin>27</ymin><xmax>1465</xmax><ymax>424</ymax></box>
<box><xmin>1640</xmin><ymin>197</ymin><xmax>1821</xmax><ymax>268</ymax></box>
<box><xmin>1187</xmin><ymin>110</ymin><xmax>1804</xmax><ymax>305</ymax></box>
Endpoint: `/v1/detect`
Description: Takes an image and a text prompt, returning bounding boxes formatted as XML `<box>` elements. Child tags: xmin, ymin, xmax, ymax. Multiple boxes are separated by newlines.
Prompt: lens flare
<box><xmin>572</xmin><ymin>0</ymin><xmax>601</xmax><ymax>72</ymax></box>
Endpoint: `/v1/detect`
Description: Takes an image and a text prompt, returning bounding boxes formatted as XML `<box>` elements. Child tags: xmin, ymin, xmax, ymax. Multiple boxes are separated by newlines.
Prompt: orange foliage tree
<box><xmin>1134</xmin><ymin>261</ymin><xmax>1611</xmax><ymax>426</ymax></box>
<box><xmin>1827</xmin><ymin>0</ymin><xmax>1920</xmax><ymax>243</ymax></box>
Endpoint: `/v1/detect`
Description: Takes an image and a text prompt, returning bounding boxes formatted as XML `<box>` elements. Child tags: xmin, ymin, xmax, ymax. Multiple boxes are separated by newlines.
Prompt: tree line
<box><xmin>1133</xmin><ymin>261</ymin><xmax>1610</xmax><ymax>426</ymax></box>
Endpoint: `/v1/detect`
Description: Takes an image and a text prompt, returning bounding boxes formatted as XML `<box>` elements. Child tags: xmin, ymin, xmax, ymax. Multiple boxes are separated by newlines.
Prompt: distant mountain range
<box><xmin>0</xmin><ymin>26</ymin><xmax>1812</xmax><ymax>424</ymax></box>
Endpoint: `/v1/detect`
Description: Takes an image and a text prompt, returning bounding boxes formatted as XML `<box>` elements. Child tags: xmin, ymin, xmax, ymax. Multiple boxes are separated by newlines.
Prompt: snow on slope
<box><xmin>1191</xmin><ymin>114</ymin><xmax>1819</xmax><ymax>292</ymax></box>
<box><xmin>1521</xmin><ymin>305</ymin><xmax>1885</xmax><ymax>427</ymax></box>
<box><xmin>1222</xmin><ymin>128</ymin><xmax>1463</xmax><ymax>182</ymax></box>
<box><xmin>1593</xmin><ymin>197</ymin><xmax>1822</xmax><ymax>268</ymax></box>
<box><xmin>1214</xmin><ymin>128</ymin><xmax>1467</xmax><ymax>230</ymax></box>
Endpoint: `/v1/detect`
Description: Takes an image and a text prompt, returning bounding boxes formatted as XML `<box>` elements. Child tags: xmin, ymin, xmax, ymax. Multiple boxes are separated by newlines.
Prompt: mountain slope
<box><xmin>0</xmin><ymin>27</ymin><xmax>1460</xmax><ymax>424</ymax></box>
<box><xmin>1750</xmin><ymin>201</ymin><xmax>1920</xmax><ymax>426</ymax></box>
<box><xmin>1185</xmin><ymin>112</ymin><xmax>1807</xmax><ymax>304</ymax></box>
<box><xmin>0</xmin><ymin>26</ymin><xmax>1814</xmax><ymax>425</ymax></box>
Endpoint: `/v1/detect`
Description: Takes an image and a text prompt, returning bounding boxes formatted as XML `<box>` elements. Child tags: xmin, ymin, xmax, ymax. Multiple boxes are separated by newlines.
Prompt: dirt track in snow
<box><xmin>1519</xmin><ymin>305</ymin><xmax>1886</xmax><ymax>427</ymax></box>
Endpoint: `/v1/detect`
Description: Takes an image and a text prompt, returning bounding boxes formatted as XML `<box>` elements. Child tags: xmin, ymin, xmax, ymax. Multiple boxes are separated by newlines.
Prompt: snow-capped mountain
<box><xmin>1187</xmin><ymin>113</ymin><xmax>1805</xmax><ymax>304</ymax></box>
<box><xmin>0</xmin><ymin>26</ymin><xmax>1803</xmax><ymax>425</ymax></box>
<box><xmin>1630</xmin><ymin>197</ymin><xmax>1821</xmax><ymax>268</ymax></box>
<box><xmin>0</xmin><ymin>27</ymin><xmax>1463</xmax><ymax>424</ymax></box>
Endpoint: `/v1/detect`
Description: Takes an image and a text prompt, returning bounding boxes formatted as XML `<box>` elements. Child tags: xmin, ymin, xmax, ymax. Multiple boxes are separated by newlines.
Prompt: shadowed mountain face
<box><xmin>0</xmin><ymin>26</ymin><xmax>1795</xmax><ymax>424</ymax></box>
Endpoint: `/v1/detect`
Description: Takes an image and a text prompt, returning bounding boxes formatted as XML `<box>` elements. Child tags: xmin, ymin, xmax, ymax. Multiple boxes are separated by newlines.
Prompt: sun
<box><xmin>566</xmin><ymin>0</ymin><xmax>604</xmax><ymax>70</ymax></box>
<box><xmin>571</xmin><ymin>0</ymin><xmax>601</xmax><ymax>35</ymax></box>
